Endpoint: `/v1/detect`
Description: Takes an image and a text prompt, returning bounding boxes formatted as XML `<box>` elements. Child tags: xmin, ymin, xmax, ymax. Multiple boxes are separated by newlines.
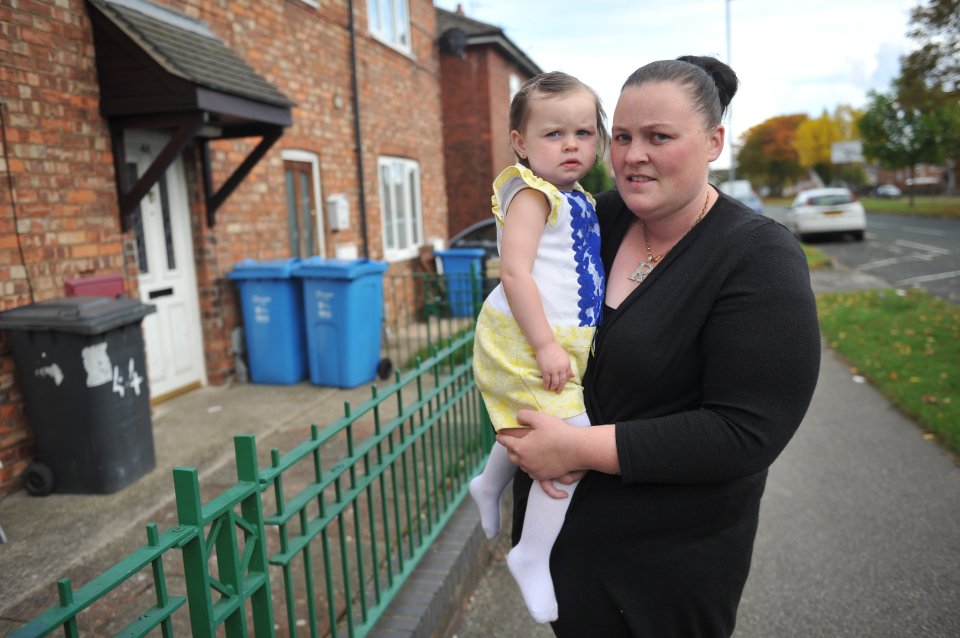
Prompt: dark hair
<box><xmin>621</xmin><ymin>55</ymin><xmax>739</xmax><ymax>129</ymax></box>
<box><xmin>509</xmin><ymin>71</ymin><xmax>610</xmax><ymax>163</ymax></box>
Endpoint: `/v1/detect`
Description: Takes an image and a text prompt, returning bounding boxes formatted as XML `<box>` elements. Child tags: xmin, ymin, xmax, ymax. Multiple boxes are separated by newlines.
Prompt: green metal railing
<box><xmin>12</xmin><ymin>275</ymin><xmax>495</xmax><ymax>637</ymax></box>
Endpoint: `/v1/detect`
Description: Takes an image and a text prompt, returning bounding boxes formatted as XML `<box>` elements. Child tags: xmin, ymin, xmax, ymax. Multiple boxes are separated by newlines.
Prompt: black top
<box><xmin>512</xmin><ymin>190</ymin><xmax>821</xmax><ymax>637</ymax></box>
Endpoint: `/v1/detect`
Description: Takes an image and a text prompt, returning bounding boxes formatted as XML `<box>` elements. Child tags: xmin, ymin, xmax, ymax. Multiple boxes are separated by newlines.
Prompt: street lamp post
<box><xmin>726</xmin><ymin>0</ymin><xmax>736</xmax><ymax>183</ymax></box>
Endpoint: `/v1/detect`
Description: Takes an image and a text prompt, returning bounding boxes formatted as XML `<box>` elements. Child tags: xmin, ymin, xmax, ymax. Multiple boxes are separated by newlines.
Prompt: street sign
<box><xmin>831</xmin><ymin>140</ymin><xmax>864</xmax><ymax>164</ymax></box>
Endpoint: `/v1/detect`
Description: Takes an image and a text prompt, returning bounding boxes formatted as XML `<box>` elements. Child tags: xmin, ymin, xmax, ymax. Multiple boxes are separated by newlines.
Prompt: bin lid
<box><xmin>227</xmin><ymin>258</ymin><xmax>301</xmax><ymax>280</ymax></box>
<box><xmin>0</xmin><ymin>296</ymin><xmax>156</xmax><ymax>335</ymax></box>
<box><xmin>293</xmin><ymin>257</ymin><xmax>388</xmax><ymax>280</ymax></box>
<box><xmin>435</xmin><ymin>248</ymin><xmax>486</xmax><ymax>259</ymax></box>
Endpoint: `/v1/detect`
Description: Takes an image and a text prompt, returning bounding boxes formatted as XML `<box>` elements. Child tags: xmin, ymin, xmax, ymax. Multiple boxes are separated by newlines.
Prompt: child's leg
<box><xmin>506</xmin><ymin>412</ymin><xmax>590</xmax><ymax>624</ymax></box>
<box><xmin>469</xmin><ymin>439</ymin><xmax>516</xmax><ymax>539</ymax></box>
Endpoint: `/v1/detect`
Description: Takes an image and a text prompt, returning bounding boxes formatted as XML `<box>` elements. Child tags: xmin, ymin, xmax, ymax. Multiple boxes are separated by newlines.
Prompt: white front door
<box><xmin>125</xmin><ymin>131</ymin><xmax>206</xmax><ymax>401</ymax></box>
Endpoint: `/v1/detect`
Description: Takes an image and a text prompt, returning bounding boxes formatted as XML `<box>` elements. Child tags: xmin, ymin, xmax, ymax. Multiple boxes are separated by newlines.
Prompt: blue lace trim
<box><xmin>567</xmin><ymin>190</ymin><xmax>605</xmax><ymax>327</ymax></box>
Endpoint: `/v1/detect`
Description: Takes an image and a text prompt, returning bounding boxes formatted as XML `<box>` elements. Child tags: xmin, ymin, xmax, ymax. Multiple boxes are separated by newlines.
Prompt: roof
<box><xmin>88</xmin><ymin>0</ymin><xmax>293</xmax><ymax>108</ymax></box>
<box><xmin>435</xmin><ymin>7</ymin><xmax>541</xmax><ymax>77</ymax></box>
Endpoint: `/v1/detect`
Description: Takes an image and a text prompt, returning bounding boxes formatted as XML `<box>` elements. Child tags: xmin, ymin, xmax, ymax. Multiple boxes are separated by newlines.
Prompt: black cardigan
<box><xmin>512</xmin><ymin>189</ymin><xmax>821</xmax><ymax>637</ymax></box>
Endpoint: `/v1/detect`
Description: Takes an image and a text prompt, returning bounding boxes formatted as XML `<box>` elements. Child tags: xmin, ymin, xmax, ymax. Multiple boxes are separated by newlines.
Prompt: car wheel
<box><xmin>851</xmin><ymin>230</ymin><xmax>864</xmax><ymax>241</ymax></box>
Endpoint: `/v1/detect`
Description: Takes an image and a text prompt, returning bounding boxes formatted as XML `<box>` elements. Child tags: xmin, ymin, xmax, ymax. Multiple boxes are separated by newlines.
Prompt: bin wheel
<box><xmin>376</xmin><ymin>358</ymin><xmax>393</xmax><ymax>380</ymax></box>
<box><xmin>23</xmin><ymin>462</ymin><xmax>55</xmax><ymax>497</ymax></box>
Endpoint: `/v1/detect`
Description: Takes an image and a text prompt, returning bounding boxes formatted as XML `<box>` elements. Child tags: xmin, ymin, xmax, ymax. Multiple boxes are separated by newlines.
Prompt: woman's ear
<box><xmin>707</xmin><ymin>125</ymin><xmax>725</xmax><ymax>162</ymax></box>
<box><xmin>511</xmin><ymin>129</ymin><xmax>527</xmax><ymax>160</ymax></box>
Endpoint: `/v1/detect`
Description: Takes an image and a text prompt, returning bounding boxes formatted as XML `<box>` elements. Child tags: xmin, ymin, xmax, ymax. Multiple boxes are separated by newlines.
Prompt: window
<box><xmin>509</xmin><ymin>73</ymin><xmax>522</xmax><ymax>102</ymax></box>
<box><xmin>282</xmin><ymin>150</ymin><xmax>324</xmax><ymax>258</ymax></box>
<box><xmin>367</xmin><ymin>0</ymin><xmax>410</xmax><ymax>51</ymax></box>
<box><xmin>378</xmin><ymin>157</ymin><xmax>423</xmax><ymax>261</ymax></box>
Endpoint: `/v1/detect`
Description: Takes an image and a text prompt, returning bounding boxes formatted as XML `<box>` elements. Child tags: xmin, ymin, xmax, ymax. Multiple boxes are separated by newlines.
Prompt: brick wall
<box><xmin>0</xmin><ymin>0</ymin><xmax>447</xmax><ymax>494</ymax></box>
<box><xmin>440</xmin><ymin>44</ymin><xmax>535</xmax><ymax>237</ymax></box>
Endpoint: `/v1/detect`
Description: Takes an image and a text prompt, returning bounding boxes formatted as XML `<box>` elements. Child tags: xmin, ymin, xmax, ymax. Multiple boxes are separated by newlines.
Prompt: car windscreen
<box><xmin>807</xmin><ymin>193</ymin><xmax>854</xmax><ymax>206</ymax></box>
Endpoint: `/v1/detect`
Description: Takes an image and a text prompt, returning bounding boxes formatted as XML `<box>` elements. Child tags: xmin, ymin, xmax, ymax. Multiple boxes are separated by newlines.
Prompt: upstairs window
<box><xmin>368</xmin><ymin>0</ymin><xmax>411</xmax><ymax>52</ymax></box>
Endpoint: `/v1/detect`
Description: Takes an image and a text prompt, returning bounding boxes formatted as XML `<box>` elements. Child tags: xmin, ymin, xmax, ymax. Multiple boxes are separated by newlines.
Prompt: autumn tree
<box><xmin>736</xmin><ymin>114</ymin><xmax>808</xmax><ymax>196</ymax></box>
<box><xmin>795</xmin><ymin>106</ymin><xmax>866</xmax><ymax>187</ymax></box>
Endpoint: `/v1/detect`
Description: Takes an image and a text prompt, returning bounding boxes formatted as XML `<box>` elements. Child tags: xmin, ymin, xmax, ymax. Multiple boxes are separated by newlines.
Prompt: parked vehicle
<box><xmin>784</xmin><ymin>187</ymin><xmax>866</xmax><ymax>241</ymax></box>
<box><xmin>734</xmin><ymin>190</ymin><xmax>764</xmax><ymax>214</ymax></box>
<box><xmin>449</xmin><ymin>217</ymin><xmax>498</xmax><ymax>264</ymax></box>
<box><xmin>875</xmin><ymin>184</ymin><xmax>902</xmax><ymax>198</ymax></box>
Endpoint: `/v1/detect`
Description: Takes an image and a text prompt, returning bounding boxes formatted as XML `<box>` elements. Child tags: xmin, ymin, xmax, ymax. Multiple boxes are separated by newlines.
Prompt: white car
<box><xmin>875</xmin><ymin>183</ymin><xmax>902</xmax><ymax>198</ymax></box>
<box><xmin>785</xmin><ymin>187</ymin><xmax>866</xmax><ymax>241</ymax></box>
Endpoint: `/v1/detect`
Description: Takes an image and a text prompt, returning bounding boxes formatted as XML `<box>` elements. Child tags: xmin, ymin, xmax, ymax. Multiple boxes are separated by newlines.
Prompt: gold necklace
<box><xmin>627</xmin><ymin>191</ymin><xmax>710</xmax><ymax>283</ymax></box>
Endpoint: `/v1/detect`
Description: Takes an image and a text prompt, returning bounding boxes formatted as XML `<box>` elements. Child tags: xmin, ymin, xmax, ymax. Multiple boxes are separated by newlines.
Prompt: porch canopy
<box><xmin>86</xmin><ymin>0</ymin><xmax>295</xmax><ymax>229</ymax></box>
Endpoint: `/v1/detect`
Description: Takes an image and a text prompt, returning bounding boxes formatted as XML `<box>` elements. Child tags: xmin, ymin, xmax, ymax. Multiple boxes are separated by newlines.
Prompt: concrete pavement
<box><xmin>1</xmin><ymin>264</ymin><xmax>958</xmax><ymax>637</ymax></box>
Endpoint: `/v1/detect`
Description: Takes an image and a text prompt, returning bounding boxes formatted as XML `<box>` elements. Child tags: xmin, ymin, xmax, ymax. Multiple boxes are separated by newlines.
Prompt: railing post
<box><xmin>235</xmin><ymin>435</ymin><xmax>276</xmax><ymax>637</ymax></box>
<box><xmin>174</xmin><ymin>467</ymin><xmax>216</xmax><ymax>638</ymax></box>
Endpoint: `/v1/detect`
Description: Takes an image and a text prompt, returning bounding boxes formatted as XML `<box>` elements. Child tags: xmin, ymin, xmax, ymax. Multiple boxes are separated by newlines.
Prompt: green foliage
<box><xmin>816</xmin><ymin>288</ymin><xmax>960</xmax><ymax>455</ymax></box>
<box><xmin>579</xmin><ymin>159</ymin><xmax>614</xmax><ymax>194</ymax></box>
<box><xmin>858</xmin><ymin>89</ymin><xmax>960</xmax><ymax>202</ymax></box>
<box><xmin>902</xmin><ymin>0</ymin><xmax>960</xmax><ymax>94</ymax></box>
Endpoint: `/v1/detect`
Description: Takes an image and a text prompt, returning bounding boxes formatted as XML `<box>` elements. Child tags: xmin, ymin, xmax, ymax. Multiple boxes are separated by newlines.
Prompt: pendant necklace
<box><xmin>627</xmin><ymin>191</ymin><xmax>710</xmax><ymax>284</ymax></box>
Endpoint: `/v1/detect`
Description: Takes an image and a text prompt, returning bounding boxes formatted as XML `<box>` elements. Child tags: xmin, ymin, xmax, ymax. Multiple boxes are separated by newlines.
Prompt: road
<box><xmin>763</xmin><ymin>207</ymin><xmax>960</xmax><ymax>303</ymax></box>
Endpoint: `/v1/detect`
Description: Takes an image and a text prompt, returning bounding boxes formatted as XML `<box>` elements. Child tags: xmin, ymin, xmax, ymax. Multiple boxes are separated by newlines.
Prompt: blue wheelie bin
<box><xmin>435</xmin><ymin>248</ymin><xmax>485</xmax><ymax>317</ymax></box>
<box><xmin>228</xmin><ymin>258</ymin><xmax>307</xmax><ymax>384</ymax></box>
<box><xmin>294</xmin><ymin>257</ymin><xmax>389</xmax><ymax>388</ymax></box>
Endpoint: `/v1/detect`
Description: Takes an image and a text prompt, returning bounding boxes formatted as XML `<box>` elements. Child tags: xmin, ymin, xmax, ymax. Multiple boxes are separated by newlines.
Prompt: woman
<box><xmin>497</xmin><ymin>55</ymin><xmax>821</xmax><ymax>636</ymax></box>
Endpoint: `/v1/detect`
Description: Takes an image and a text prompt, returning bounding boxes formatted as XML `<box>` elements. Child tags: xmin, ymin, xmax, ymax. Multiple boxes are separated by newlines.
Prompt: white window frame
<box><xmin>378</xmin><ymin>156</ymin><xmax>423</xmax><ymax>262</ymax></box>
<box><xmin>367</xmin><ymin>0</ymin><xmax>411</xmax><ymax>53</ymax></box>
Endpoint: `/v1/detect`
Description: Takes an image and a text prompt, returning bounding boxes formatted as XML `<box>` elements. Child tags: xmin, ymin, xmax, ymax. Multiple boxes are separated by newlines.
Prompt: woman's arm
<box><xmin>497</xmin><ymin>408</ymin><xmax>620</xmax><ymax>479</ymax></box>
<box><xmin>499</xmin><ymin>188</ymin><xmax>574</xmax><ymax>392</ymax></box>
<box><xmin>614</xmin><ymin>222</ymin><xmax>821</xmax><ymax>484</ymax></box>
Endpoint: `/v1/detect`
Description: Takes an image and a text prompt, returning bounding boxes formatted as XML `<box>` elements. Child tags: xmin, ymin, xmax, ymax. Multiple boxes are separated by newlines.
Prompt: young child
<box><xmin>469</xmin><ymin>71</ymin><xmax>608</xmax><ymax>624</ymax></box>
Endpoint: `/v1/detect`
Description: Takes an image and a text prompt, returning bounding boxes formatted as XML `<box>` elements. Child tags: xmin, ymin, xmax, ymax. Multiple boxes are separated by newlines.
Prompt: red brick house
<box><xmin>0</xmin><ymin>0</ymin><xmax>449</xmax><ymax>494</ymax></box>
<box><xmin>435</xmin><ymin>5</ymin><xmax>541</xmax><ymax>237</ymax></box>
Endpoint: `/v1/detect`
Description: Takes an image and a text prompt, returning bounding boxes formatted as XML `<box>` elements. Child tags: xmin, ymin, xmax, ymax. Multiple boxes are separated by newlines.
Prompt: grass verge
<box><xmin>765</xmin><ymin>195</ymin><xmax>960</xmax><ymax>220</ymax></box>
<box><xmin>816</xmin><ymin>288</ymin><xmax>960</xmax><ymax>456</ymax></box>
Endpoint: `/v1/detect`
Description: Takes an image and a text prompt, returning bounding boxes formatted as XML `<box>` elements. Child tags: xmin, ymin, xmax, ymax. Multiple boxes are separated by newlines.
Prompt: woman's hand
<box><xmin>535</xmin><ymin>342</ymin><xmax>575</xmax><ymax>393</ymax></box>
<box><xmin>496</xmin><ymin>408</ymin><xmax>580</xmax><ymax>480</ymax></box>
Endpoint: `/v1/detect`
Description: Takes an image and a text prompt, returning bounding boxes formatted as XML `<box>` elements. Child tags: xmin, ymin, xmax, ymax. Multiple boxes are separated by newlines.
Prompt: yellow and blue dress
<box><xmin>473</xmin><ymin>163</ymin><xmax>605</xmax><ymax>431</ymax></box>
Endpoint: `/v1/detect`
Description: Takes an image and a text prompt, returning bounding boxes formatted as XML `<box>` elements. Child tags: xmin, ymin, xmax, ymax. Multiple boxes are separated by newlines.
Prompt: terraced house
<box><xmin>0</xmin><ymin>0</ymin><xmax>453</xmax><ymax>493</ymax></box>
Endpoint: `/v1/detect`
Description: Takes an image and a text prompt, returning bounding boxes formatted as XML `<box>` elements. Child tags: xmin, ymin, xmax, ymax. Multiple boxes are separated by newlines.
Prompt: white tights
<box><xmin>468</xmin><ymin>412</ymin><xmax>590</xmax><ymax>623</ymax></box>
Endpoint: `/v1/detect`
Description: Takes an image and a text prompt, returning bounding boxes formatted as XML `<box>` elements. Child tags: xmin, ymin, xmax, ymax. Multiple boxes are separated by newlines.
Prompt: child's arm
<box><xmin>498</xmin><ymin>188</ymin><xmax>574</xmax><ymax>393</ymax></box>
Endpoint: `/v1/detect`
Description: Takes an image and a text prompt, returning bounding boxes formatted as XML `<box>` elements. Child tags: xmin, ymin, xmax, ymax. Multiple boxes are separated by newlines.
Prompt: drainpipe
<box><xmin>348</xmin><ymin>0</ymin><xmax>371</xmax><ymax>258</ymax></box>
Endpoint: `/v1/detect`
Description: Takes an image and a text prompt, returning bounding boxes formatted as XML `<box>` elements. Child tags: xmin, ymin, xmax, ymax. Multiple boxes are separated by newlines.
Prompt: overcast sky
<box><xmin>434</xmin><ymin>0</ymin><xmax>920</xmax><ymax>168</ymax></box>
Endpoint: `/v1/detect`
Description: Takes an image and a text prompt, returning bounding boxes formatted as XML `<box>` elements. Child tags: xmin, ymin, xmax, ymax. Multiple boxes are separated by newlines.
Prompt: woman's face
<box><xmin>611</xmin><ymin>82</ymin><xmax>723</xmax><ymax>220</ymax></box>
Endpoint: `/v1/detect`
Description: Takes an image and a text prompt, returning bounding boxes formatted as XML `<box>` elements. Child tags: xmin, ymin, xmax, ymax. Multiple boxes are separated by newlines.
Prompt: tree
<box><xmin>795</xmin><ymin>106</ymin><xmax>866</xmax><ymax>187</ymax></box>
<box><xmin>736</xmin><ymin>114</ymin><xmax>808</xmax><ymax>196</ymax></box>
<box><xmin>901</xmin><ymin>0</ymin><xmax>960</xmax><ymax>93</ymax></box>
<box><xmin>858</xmin><ymin>90</ymin><xmax>959</xmax><ymax>204</ymax></box>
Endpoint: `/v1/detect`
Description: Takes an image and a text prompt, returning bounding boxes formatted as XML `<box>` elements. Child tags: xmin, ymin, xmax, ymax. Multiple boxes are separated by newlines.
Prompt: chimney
<box><xmin>456</xmin><ymin>3</ymin><xmax>464</xmax><ymax>14</ymax></box>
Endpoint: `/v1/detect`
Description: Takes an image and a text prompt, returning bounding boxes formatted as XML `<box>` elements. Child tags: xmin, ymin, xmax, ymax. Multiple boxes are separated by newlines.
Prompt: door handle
<box><xmin>148</xmin><ymin>287</ymin><xmax>174</xmax><ymax>299</ymax></box>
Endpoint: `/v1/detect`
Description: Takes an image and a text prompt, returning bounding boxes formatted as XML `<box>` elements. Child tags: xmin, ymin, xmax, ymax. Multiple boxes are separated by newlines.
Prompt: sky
<box><xmin>434</xmin><ymin>0</ymin><xmax>922</xmax><ymax>169</ymax></box>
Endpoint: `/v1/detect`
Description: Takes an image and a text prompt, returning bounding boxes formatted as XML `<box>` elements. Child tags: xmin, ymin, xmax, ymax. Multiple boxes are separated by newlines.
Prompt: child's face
<box><xmin>511</xmin><ymin>89</ymin><xmax>598</xmax><ymax>191</ymax></box>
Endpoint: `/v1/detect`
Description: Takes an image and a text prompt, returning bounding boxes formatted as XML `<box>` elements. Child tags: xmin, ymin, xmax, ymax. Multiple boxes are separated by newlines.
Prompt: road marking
<box><xmin>861</xmin><ymin>256</ymin><xmax>912</xmax><ymax>270</ymax></box>
<box><xmin>903</xmin><ymin>226</ymin><xmax>945</xmax><ymax>237</ymax></box>
<box><xmin>895</xmin><ymin>270</ymin><xmax>960</xmax><ymax>285</ymax></box>
<box><xmin>894</xmin><ymin>239</ymin><xmax>951</xmax><ymax>255</ymax></box>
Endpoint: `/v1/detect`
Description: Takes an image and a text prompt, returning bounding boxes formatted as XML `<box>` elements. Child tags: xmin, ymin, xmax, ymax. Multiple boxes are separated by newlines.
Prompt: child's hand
<box><xmin>535</xmin><ymin>342</ymin><xmax>574</xmax><ymax>393</ymax></box>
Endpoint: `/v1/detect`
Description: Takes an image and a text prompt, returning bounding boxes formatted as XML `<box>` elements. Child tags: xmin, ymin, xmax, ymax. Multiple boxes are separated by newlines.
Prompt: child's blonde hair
<box><xmin>509</xmin><ymin>71</ymin><xmax>610</xmax><ymax>166</ymax></box>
